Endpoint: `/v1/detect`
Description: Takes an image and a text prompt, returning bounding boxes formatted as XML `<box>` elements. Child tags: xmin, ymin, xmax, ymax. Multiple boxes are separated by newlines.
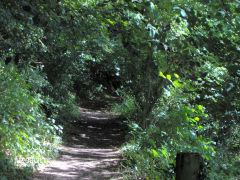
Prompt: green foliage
<box><xmin>0</xmin><ymin>62</ymin><xmax>61</xmax><ymax>178</ymax></box>
<box><xmin>0</xmin><ymin>154</ymin><xmax>33</xmax><ymax>180</ymax></box>
<box><xmin>0</xmin><ymin>0</ymin><xmax>239</xmax><ymax>179</ymax></box>
<box><xmin>113</xmin><ymin>92</ymin><xmax>140</xmax><ymax>120</ymax></box>
<box><xmin>120</xmin><ymin>77</ymin><xmax>216</xmax><ymax>179</ymax></box>
<box><xmin>109</xmin><ymin>0</ymin><xmax>240</xmax><ymax>179</ymax></box>
<box><xmin>120</xmin><ymin>68</ymin><xmax>239</xmax><ymax>179</ymax></box>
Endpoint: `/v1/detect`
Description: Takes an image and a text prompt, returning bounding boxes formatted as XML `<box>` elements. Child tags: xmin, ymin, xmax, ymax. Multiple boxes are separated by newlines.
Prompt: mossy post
<box><xmin>175</xmin><ymin>152</ymin><xmax>203</xmax><ymax>180</ymax></box>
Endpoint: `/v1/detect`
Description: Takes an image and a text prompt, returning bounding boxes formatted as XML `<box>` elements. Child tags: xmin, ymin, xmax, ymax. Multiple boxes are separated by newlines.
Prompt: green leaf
<box><xmin>150</xmin><ymin>2</ymin><xmax>155</xmax><ymax>10</ymax></box>
<box><xmin>20</xmin><ymin>132</ymin><xmax>28</xmax><ymax>138</ymax></box>
<box><xmin>121</xmin><ymin>20</ymin><xmax>128</xmax><ymax>27</ymax></box>
<box><xmin>54</xmin><ymin>125</ymin><xmax>59</xmax><ymax>130</ymax></box>
<box><xmin>107</xmin><ymin>19</ymin><xmax>116</xmax><ymax>25</ymax></box>
<box><xmin>28</xmin><ymin>115</ymin><xmax>35</xmax><ymax>121</ymax></box>
<box><xmin>151</xmin><ymin>149</ymin><xmax>159</xmax><ymax>158</ymax></box>
<box><xmin>194</xmin><ymin>117</ymin><xmax>200</xmax><ymax>121</ymax></box>
<box><xmin>161</xmin><ymin>148</ymin><xmax>168</xmax><ymax>157</ymax></box>
<box><xmin>205</xmin><ymin>155</ymin><xmax>210</xmax><ymax>161</ymax></box>
<box><xmin>174</xmin><ymin>73</ymin><xmax>180</xmax><ymax>78</ymax></box>
<box><xmin>9</xmin><ymin>117</ymin><xmax>14</xmax><ymax>123</ymax></box>
<box><xmin>173</xmin><ymin>80</ymin><xmax>181</xmax><ymax>87</ymax></box>
<box><xmin>16</xmin><ymin>135</ymin><xmax>23</xmax><ymax>142</ymax></box>
<box><xmin>198</xmin><ymin>105</ymin><xmax>203</xmax><ymax>112</ymax></box>
<box><xmin>149</xmin><ymin>138</ymin><xmax>156</xmax><ymax>148</ymax></box>
<box><xmin>180</xmin><ymin>9</ymin><xmax>187</xmax><ymax>18</ymax></box>
<box><xmin>166</xmin><ymin>74</ymin><xmax>171</xmax><ymax>80</ymax></box>
<box><xmin>159</xmin><ymin>71</ymin><xmax>166</xmax><ymax>79</ymax></box>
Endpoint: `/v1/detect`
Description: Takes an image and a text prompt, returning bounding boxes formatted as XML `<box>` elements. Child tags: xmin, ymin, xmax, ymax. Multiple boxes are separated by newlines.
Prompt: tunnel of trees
<box><xmin>0</xmin><ymin>0</ymin><xmax>240</xmax><ymax>179</ymax></box>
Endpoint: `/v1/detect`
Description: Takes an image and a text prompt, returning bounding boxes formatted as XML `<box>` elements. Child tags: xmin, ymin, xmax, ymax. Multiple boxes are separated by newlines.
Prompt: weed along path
<box><xmin>33</xmin><ymin>100</ymin><xmax>126</xmax><ymax>180</ymax></box>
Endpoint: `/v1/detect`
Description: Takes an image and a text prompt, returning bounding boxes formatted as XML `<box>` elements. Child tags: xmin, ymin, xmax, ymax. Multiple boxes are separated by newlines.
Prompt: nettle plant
<box><xmin>0</xmin><ymin>62</ymin><xmax>62</xmax><ymax>168</ymax></box>
<box><xmin>122</xmin><ymin>73</ymin><xmax>216</xmax><ymax>179</ymax></box>
<box><xmin>154</xmin><ymin>79</ymin><xmax>214</xmax><ymax>173</ymax></box>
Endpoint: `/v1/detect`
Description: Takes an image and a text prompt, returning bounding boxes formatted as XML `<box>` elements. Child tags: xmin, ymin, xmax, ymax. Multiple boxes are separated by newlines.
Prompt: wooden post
<box><xmin>175</xmin><ymin>152</ymin><xmax>203</xmax><ymax>180</ymax></box>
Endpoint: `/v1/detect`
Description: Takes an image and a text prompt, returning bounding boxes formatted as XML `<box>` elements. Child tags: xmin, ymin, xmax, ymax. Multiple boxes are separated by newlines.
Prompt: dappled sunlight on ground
<box><xmin>33</xmin><ymin>102</ymin><xmax>126</xmax><ymax>180</ymax></box>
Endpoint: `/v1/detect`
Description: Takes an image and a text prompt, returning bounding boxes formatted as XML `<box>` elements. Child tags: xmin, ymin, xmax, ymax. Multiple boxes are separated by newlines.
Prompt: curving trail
<box><xmin>33</xmin><ymin>100</ymin><xmax>126</xmax><ymax>180</ymax></box>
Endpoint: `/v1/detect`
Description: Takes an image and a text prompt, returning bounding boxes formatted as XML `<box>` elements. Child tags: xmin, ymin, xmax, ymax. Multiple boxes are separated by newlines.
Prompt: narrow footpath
<box><xmin>33</xmin><ymin>99</ymin><xmax>126</xmax><ymax>180</ymax></box>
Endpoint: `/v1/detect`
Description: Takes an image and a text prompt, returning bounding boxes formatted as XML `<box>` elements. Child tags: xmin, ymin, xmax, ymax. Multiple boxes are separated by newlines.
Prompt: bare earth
<box><xmin>33</xmin><ymin>101</ymin><xmax>126</xmax><ymax>180</ymax></box>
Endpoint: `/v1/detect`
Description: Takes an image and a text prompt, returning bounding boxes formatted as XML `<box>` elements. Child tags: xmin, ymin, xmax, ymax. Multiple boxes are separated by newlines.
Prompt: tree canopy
<box><xmin>0</xmin><ymin>0</ymin><xmax>239</xmax><ymax>179</ymax></box>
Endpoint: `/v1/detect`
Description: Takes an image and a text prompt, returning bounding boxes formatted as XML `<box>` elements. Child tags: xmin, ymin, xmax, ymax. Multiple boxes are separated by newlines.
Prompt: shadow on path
<box><xmin>33</xmin><ymin>100</ymin><xmax>127</xmax><ymax>180</ymax></box>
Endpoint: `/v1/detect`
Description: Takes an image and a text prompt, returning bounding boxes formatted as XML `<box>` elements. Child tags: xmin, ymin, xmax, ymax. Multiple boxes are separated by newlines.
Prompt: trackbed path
<box><xmin>33</xmin><ymin>100</ymin><xmax>126</xmax><ymax>180</ymax></box>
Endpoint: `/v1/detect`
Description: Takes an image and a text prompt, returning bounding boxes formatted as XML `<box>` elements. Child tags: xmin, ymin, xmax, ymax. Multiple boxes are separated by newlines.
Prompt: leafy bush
<box><xmin>112</xmin><ymin>91</ymin><xmax>140</xmax><ymax>120</ymax></box>
<box><xmin>0</xmin><ymin>62</ymin><xmax>62</xmax><ymax>178</ymax></box>
<box><xmin>119</xmin><ymin>72</ymin><xmax>239</xmax><ymax>179</ymax></box>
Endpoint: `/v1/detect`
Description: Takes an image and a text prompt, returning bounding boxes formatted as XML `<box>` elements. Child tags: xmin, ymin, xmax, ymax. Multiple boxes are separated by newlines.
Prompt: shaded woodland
<box><xmin>0</xmin><ymin>0</ymin><xmax>239</xmax><ymax>179</ymax></box>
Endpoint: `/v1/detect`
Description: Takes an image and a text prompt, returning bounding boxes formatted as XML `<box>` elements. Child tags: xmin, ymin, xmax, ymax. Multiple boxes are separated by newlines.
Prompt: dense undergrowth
<box><xmin>1</xmin><ymin>0</ymin><xmax>240</xmax><ymax>179</ymax></box>
<box><xmin>0</xmin><ymin>61</ymin><xmax>63</xmax><ymax>179</ymax></box>
<box><xmin>114</xmin><ymin>66</ymin><xmax>240</xmax><ymax>179</ymax></box>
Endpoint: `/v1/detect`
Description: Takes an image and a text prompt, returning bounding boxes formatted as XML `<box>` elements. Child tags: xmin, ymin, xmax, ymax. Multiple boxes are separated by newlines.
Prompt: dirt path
<box><xmin>33</xmin><ymin>102</ymin><xmax>126</xmax><ymax>180</ymax></box>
